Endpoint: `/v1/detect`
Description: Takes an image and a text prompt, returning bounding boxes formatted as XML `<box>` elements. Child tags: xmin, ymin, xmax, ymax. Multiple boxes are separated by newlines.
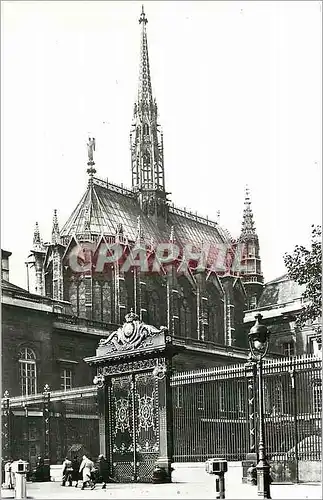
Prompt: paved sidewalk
<box><xmin>1</xmin><ymin>480</ymin><xmax>322</xmax><ymax>499</ymax></box>
<box><xmin>2</xmin><ymin>463</ymin><xmax>321</xmax><ymax>499</ymax></box>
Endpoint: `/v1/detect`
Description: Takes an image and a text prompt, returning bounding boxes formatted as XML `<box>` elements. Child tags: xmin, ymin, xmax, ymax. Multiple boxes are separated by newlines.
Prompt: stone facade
<box><xmin>2</xmin><ymin>249</ymin><xmax>254</xmax><ymax>403</ymax></box>
<box><xmin>1</xmin><ymin>272</ymin><xmax>117</xmax><ymax>398</ymax></box>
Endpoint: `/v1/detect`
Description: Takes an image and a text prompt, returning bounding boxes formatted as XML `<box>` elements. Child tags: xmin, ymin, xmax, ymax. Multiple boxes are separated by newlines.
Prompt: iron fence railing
<box><xmin>1</xmin><ymin>385</ymin><xmax>96</xmax><ymax>409</ymax></box>
<box><xmin>1</xmin><ymin>388</ymin><xmax>99</xmax><ymax>467</ymax></box>
<box><xmin>2</xmin><ymin>354</ymin><xmax>321</xmax><ymax>473</ymax></box>
<box><xmin>171</xmin><ymin>354</ymin><xmax>322</xmax><ymax>464</ymax></box>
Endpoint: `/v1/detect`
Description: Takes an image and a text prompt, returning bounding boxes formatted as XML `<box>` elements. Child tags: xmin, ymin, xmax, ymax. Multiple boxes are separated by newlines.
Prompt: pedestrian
<box><xmin>3</xmin><ymin>461</ymin><xmax>13</xmax><ymax>489</ymax></box>
<box><xmin>61</xmin><ymin>457</ymin><xmax>73</xmax><ymax>487</ymax></box>
<box><xmin>97</xmin><ymin>454</ymin><xmax>109</xmax><ymax>489</ymax></box>
<box><xmin>33</xmin><ymin>456</ymin><xmax>44</xmax><ymax>482</ymax></box>
<box><xmin>79</xmin><ymin>455</ymin><xmax>95</xmax><ymax>490</ymax></box>
<box><xmin>71</xmin><ymin>455</ymin><xmax>80</xmax><ymax>488</ymax></box>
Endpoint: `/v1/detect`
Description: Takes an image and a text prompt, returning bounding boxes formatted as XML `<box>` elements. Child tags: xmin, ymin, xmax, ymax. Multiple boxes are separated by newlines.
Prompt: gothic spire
<box><xmin>130</xmin><ymin>5</ymin><xmax>166</xmax><ymax>201</ymax></box>
<box><xmin>239</xmin><ymin>186</ymin><xmax>258</xmax><ymax>242</ymax></box>
<box><xmin>30</xmin><ymin>222</ymin><xmax>45</xmax><ymax>295</ymax></box>
<box><xmin>138</xmin><ymin>5</ymin><xmax>152</xmax><ymax>108</ymax></box>
<box><xmin>33</xmin><ymin>222</ymin><xmax>43</xmax><ymax>251</ymax></box>
<box><xmin>238</xmin><ymin>186</ymin><xmax>264</xmax><ymax>308</ymax></box>
<box><xmin>52</xmin><ymin>209</ymin><xmax>60</xmax><ymax>245</ymax></box>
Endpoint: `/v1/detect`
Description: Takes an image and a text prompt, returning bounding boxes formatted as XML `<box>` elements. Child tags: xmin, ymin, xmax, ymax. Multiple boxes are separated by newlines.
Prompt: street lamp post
<box><xmin>248</xmin><ymin>313</ymin><xmax>271</xmax><ymax>499</ymax></box>
<box><xmin>42</xmin><ymin>384</ymin><xmax>51</xmax><ymax>482</ymax></box>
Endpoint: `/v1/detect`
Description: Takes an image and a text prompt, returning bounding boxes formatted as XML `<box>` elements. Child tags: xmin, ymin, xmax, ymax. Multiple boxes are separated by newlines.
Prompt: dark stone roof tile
<box><xmin>60</xmin><ymin>179</ymin><xmax>231</xmax><ymax>252</ymax></box>
<box><xmin>258</xmin><ymin>274</ymin><xmax>305</xmax><ymax>308</ymax></box>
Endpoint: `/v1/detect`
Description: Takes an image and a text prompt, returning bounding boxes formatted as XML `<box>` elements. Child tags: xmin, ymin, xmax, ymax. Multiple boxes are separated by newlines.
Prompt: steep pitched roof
<box><xmin>1</xmin><ymin>279</ymin><xmax>29</xmax><ymax>294</ymax></box>
<box><xmin>60</xmin><ymin>177</ymin><xmax>232</xmax><ymax>250</ymax></box>
<box><xmin>60</xmin><ymin>7</ymin><xmax>233</xmax><ymax>258</ymax></box>
<box><xmin>258</xmin><ymin>274</ymin><xmax>305</xmax><ymax>308</ymax></box>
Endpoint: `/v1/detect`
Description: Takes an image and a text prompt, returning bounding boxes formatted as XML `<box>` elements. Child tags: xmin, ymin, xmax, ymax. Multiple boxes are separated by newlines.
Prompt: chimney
<box><xmin>1</xmin><ymin>249</ymin><xmax>12</xmax><ymax>282</ymax></box>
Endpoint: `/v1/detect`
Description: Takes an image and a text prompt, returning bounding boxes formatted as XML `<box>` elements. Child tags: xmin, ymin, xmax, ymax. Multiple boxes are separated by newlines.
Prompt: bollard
<box><xmin>205</xmin><ymin>458</ymin><xmax>228</xmax><ymax>499</ymax></box>
<box><xmin>13</xmin><ymin>460</ymin><xmax>29</xmax><ymax>500</ymax></box>
<box><xmin>215</xmin><ymin>472</ymin><xmax>226</xmax><ymax>499</ymax></box>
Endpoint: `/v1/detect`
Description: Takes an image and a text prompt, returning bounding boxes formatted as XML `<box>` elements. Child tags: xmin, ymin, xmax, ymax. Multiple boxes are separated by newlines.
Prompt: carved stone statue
<box><xmin>87</xmin><ymin>137</ymin><xmax>96</xmax><ymax>163</ymax></box>
<box><xmin>99</xmin><ymin>309</ymin><xmax>167</xmax><ymax>352</ymax></box>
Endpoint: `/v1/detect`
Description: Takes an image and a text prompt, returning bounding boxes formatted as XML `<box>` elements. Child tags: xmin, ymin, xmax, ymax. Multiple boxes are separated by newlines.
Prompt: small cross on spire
<box><xmin>139</xmin><ymin>5</ymin><xmax>148</xmax><ymax>24</ymax></box>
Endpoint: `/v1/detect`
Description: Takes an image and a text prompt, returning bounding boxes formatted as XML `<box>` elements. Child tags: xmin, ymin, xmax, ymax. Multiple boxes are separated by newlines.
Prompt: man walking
<box><xmin>61</xmin><ymin>457</ymin><xmax>73</xmax><ymax>487</ymax></box>
<box><xmin>97</xmin><ymin>454</ymin><xmax>110</xmax><ymax>489</ymax></box>
<box><xmin>79</xmin><ymin>455</ymin><xmax>94</xmax><ymax>490</ymax></box>
<box><xmin>71</xmin><ymin>455</ymin><xmax>80</xmax><ymax>487</ymax></box>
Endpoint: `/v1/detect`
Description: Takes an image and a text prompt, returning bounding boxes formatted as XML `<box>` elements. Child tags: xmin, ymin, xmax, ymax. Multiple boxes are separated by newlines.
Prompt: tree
<box><xmin>284</xmin><ymin>225</ymin><xmax>321</xmax><ymax>329</ymax></box>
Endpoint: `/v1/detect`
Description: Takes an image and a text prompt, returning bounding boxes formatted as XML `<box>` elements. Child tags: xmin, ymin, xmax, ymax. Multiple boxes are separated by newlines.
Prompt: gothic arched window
<box><xmin>102</xmin><ymin>281</ymin><xmax>112</xmax><ymax>323</ymax></box>
<box><xmin>248</xmin><ymin>295</ymin><xmax>257</xmax><ymax>310</ymax></box>
<box><xmin>208</xmin><ymin>306</ymin><xmax>218</xmax><ymax>343</ymax></box>
<box><xmin>19</xmin><ymin>347</ymin><xmax>37</xmax><ymax>396</ymax></box>
<box><xmin>180</xmin><ymin>299</ymin><xmax>192</xmax><ymax>338</ymax></box>
<box><xmin>93</xmin><ymin>280</ymin><xmax>102</xmax><ymax>322</ymax></box>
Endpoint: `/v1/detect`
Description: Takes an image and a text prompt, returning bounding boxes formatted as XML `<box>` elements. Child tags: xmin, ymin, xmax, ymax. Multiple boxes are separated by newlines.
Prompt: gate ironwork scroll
<box><xmin>85</xmin><ymin>309</ymin><xmax>179</xmax><ymax>483</ymax></box>
<box><xmin>111</xmin><ymin>375</ymin><xmax>134</xmax><ymax>481</ymax></box>
<box><xmin>135</xmin><ymin>372</ymin><xmax>159</xmax><ymax>479</ymax></box>
<box><xmin>110</xmin><ymin>371</ymin><xmax>159</xmax><ymax>482</ymax></box>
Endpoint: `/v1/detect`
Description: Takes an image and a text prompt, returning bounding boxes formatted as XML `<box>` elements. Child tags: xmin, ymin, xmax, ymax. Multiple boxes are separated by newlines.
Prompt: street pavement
<box><xmin>2</xmin><ymin>463</ymin><xmax>321</xmax><ymax>499</ymax></box>
<box><xmin>1</xmin><ymin>479</ymin><xmax>321</xmax><ymax>499</ymax></box>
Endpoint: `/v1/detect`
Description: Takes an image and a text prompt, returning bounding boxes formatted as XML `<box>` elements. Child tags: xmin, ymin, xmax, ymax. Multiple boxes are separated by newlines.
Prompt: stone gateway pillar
<box><xmin>84</xmin><ymin>310</ymin><xmax>179</xmax><ymax>483</ymax></box>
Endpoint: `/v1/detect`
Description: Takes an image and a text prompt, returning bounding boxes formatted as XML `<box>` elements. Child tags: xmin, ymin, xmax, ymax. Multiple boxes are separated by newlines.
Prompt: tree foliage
<box><xmin>284</xmin><ymin>225</ymin><xmax>322</xmax><ymax>328</ymax></box>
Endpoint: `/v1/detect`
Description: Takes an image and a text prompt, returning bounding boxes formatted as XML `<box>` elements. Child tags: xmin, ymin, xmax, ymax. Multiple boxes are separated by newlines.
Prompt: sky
<box><xmin>1</xmin><ymin>0</ymin><xmax>322</xmax><ymax>290</ymax></box>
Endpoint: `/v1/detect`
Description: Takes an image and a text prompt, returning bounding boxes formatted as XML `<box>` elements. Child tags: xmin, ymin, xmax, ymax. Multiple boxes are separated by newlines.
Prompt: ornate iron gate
<box><xmin>110</xmin><ymin>372</ymin><xmax>159</xmax><ymax>482</ymax></box>
<box><xmin>85</xmin><ymin>310</ymin><xmax>177</xmax><ymax>483</ymax></box>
